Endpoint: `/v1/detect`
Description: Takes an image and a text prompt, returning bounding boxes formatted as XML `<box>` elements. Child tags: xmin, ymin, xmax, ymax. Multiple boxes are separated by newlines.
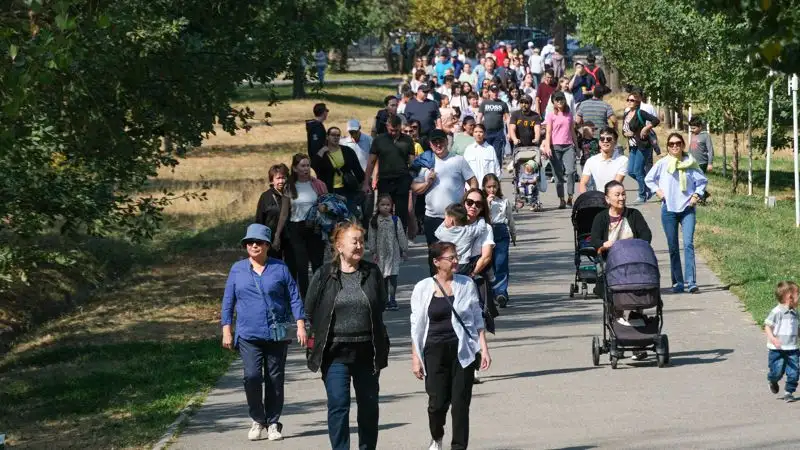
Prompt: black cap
<box><xmin>419</xmin><ymin>83</ymin><xmax>431</xmax><ymax>92</ymax></box>
<box><xmin>489</xmin><ymin>84</ymin><xmax>500</xmax><ymax>92</ymax></box>
<box><xmin>429</xmin><ymin>129</ymin><xmax>447</xmax><ymax>142</ymax></box>
<box><xmin>520</xmin><ymin>94</ymin><xmax>533</xmax><ymax>104</ymax></box>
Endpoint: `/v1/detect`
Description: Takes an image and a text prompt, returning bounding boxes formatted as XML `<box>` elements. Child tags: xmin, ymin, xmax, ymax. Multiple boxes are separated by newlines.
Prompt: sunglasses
<box><xmin>464</xmin><ymin>198</ymin><xmax>483</xmax><ymax>209</ymax></box>
<box><xmin>599</xmin><ymin>136</ymin><xmax>614</xmax><ymax>143</ymax></box>
<box><xmin>243</xmin><ymin>240</ymin><xmax>267</xmax><ymax>246</ymax></box>
<box><xmin>626</xmin><ymin>98</ymin><xmax>636</xmax><ymax>102</ymax></box>
<box><xmin>667</xmin><ymin>141</ymin><xmax>683</xmax><ymax>147</ymax></box>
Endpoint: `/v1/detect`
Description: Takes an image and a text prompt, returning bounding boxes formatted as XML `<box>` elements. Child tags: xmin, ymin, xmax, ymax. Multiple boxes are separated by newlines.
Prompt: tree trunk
<box><xmin>333</xmin><ymin>47</ymin><xmax>349</xmax><ymax>72</ymax></box>
<box><xmin>721</xmin><ymin>119</ymin><xmax>727</xmax><ymax>178</ymax></box>
<box><xmin>602</xmin><ymin>57</ymin><xmax>621</xmax><ymax>92</ymax></box>
<box><xmin>747</xmin><ymin>104</ymin><xmax>753</xmax><ymax>195</ymax></box>
<box><xmin>732</xmin><ymin>130</ymin><xmax>740</xmax><ymax>193</ymax></box>
<box><xmin>292</xmin><ymin>59</ymin><xmax>306</xmax><ymax>99</ymax></box>
<box><xmin>664</xmin><ymin>106</ymin><xmax>674</xmax><ymax>129</ymax></box>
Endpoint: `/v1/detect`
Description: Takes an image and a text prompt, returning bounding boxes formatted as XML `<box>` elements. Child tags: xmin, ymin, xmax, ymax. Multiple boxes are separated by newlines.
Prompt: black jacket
<box><xmin>590</xmin><ymin>207</ymin><xmax>652</xmax><ymax>250</ymax></box>
<box><xmin>305</xmin><ymin>261</ymin><xmax>389</xmax><ymax>373</ymax></box>
<box><xmin>254</xmin><ymin>188</ymin><xmax>286</xmax><ymax>236</ymax></box>
<box><xmin>310</xmin><ymin>145</ymin><xmax>365</xmax><ymax>194</ymax></box>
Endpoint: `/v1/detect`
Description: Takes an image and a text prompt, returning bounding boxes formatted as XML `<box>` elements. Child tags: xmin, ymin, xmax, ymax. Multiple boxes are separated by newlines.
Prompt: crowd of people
<box><xmin>220</xmin><ymin>38</ymin><xmax>726</xmax><ymax>450</ymax></box>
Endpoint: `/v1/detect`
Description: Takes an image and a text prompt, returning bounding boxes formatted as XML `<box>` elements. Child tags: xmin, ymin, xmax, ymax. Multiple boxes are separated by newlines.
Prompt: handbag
<box><xmin>251</xmin><ymin>265</ymin><xmax>289</xmax><ymax>341</ymax></box>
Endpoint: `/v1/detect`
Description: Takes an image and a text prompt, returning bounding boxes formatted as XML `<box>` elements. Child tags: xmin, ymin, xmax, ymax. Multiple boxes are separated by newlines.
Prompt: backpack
<box><xmin>585</xmin><ymin>65</ymin><xmax>601</xmax><ymax>86</ymax></box>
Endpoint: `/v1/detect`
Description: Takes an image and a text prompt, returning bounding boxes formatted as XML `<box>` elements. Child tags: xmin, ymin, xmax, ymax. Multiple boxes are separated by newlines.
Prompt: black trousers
<box><xmin>284</xmin><ymin>221</ymin><xmax>325</xmax><ymax>298</ymax></box>
<box><xmin>377</xmin><ymin>174</ymin><xmax>411</xmax><ymax>230</ymax></box>
<box><xmin>424</xmin><ymin>341</ymin><xmax>475</xmax><ymax>450</ymax></box>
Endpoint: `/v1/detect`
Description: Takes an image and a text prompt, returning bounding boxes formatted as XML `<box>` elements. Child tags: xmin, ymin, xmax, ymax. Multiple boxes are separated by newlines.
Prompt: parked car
<box><xmin>494</xmin><ymin>26</ymin><xmax>549</xmax><ymax>52</ymax></box>
<box><xmin>565</xmin><ymin>35</ymin><xmax>601</xmax><ymax>64</ymax></box>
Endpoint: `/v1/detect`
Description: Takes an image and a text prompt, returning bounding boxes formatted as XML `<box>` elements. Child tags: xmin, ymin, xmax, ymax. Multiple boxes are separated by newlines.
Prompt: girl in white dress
<box><xmin>367</xmin><ymin>194</ymin><xmax>409</xmax><ymax>311</ymax></box>
<box><xmin>482</xmin><ymin>174</ymin><xmax>516</xmax><ymax>308</ymax></box>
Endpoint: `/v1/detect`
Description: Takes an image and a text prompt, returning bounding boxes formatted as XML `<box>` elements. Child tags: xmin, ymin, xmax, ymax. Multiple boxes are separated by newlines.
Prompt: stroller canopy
<box><xmin>571</xmin><ymin>191</ymin><xmax>607</xmax><ymax>231</ymax></box>
<box><xmin>605</xmin><ymin>238</ymin><xmax>660</xmax><ymax>290</ymax></box>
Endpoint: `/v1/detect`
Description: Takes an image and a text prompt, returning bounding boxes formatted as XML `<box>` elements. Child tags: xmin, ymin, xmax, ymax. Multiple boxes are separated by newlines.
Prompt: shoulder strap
<box><xmin>250</xmin><ymin>263</ymin><xmax>279</xmax><ymax>325</ymax></box>
<box><xmin>392</xmin><ymin>215</ymin><xmax>400</xmax><ymax>247</ymax></box>
<box><xmin>431</xmin><ymin>277</ymin><xmax>475</xmax><ymax>339</ymax></box>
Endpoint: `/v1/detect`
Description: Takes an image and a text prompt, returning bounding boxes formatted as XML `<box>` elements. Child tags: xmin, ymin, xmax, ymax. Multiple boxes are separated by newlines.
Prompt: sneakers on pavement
<box><xmin>784</xmin><ymin>392</ymin><xmax>795</xmax><ymax>402</ymax></box>
<box><xmin>497</xmin><ymin>294</ymin><xmax>508</xmax><ymax>308</ymax></box>
<box><xmin>558</xmin><ymin>199</ymin><xmax>567</xmax><ymax>209</ymax></box>
<box><xmin>770</xmin><ymin>381</ymin><xmax>780</xmax><ymax>394</ymax></box>
<box><xmin>688</xmin><ymin>285</ymin><xmax>699</xmax><ymax>294</ymax></box>
<box><xmin>248</xmin><ymin>421</ymin><xmax>266</xmax><ymax>441</ymax></box>
<box><xmin>267</xmin><ymin>423</ymin><xmax>283</xmax><ymax>441</ymax></box>
<box><xmin>387</xmin><ymin>300</ymin><xmax>399</xmax><ymax>311</ymax></box>
<box><xmin>672</xmin><ymin>283</ymin><xmax>685</xmax><ymax>293</ymax></box>
<box><xmin>428</xmin><ymin>439</ymin><xmax>443</xmax><ymax>450</ymax></box>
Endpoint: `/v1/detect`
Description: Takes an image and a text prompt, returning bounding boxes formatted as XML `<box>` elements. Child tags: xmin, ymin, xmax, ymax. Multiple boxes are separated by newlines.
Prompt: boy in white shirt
<box><xmin>766</xmin><ymin>280</ymin><xmax>800</xmax><ymax>402</ymax></box>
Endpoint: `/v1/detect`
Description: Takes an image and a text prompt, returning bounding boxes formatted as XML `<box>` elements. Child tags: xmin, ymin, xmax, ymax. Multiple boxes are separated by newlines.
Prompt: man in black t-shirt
<box><xmin>371</xmin><ymin>95</ymin><xmax>399</xmax><ymax>137</ymax></box>
<box><xmin>306</xmin><ymin>103</ymin><xmax>328</xmax><ymax>157</ymax></box>
<box><xmin>477</xmin><ymin>84</ymin><xmax>510</xmax><ymax>164</ymax></box>
<box><xmin>362</xmin><ymin>115</ymin><xmax>415</xmax><ymax>229</ymax></box>
<box><xmin>403</xmin><ymin>84</ymin><xmax>441</xmax><ymax>138</ymax></box>
<box><xmin>508</xmin><ymin>95</ymin><xmax>542</xmax><ymax>147</ymax></box>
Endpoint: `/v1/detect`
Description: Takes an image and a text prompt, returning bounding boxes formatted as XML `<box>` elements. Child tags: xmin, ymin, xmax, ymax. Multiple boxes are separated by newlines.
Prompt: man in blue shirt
<box><xmin>434</xmin><ymin>52</ymin><xmax>454</xmax><ymax>85</ymax></box>
<box><xmin>221</xmin><ymin>224</ymin><xmax>307</xmax><ymax>442</ymax></box>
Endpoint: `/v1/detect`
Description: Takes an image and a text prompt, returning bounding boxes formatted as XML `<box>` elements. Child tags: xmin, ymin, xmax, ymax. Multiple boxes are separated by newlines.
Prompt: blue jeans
<box><xmin>323</xmin><ymin>362</ymin><xmax>380</xmax><ymax>450</ymax></box>
<box><xmin>492</xmin><ymin>223</ymin><xmax>510</xmax><ymax>298</ymax></box>
<box><xmin>239</xmin><ymin>339</ymin><xmax>289</xmax><ymax>426</ymax></box>
<box><xmin>317</xmin><ymin>65</ymin><xmax>326</xmax><ymax>83</ymax></box>
<box><xmin>628</xmin><ymin>146</ymin><xmax>652</xmax><ymax>200</ymax></box>
<box><xmin>660</xmin><ymin>204</ymin><xmax>697</xmax><ymax>287</ymax></box>
<box><xmin>485</xmin><ymin>129</ymin><xmax>506</xmax><ymax>165</ymax></box>
<box><xmin>768</xmin><ymin>349</ymin><xmax>799</xmax><ymax>393</ymax></box>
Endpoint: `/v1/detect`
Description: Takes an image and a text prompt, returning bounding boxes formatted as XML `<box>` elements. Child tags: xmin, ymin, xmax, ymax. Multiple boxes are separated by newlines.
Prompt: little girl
<box><xmin>367</xmin><ymin>194</ymin><xmax>409</xmax><ymax>311</ymax></box>
<box><xmin>483</xmin><ymin>174</ymin><xmax>516</xmax><ymax>308</ymax></box>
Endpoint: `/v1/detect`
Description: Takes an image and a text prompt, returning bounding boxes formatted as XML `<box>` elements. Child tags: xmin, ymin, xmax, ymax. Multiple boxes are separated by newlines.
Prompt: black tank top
<box><xmin>426</xmin><ymin>295</ymin><xmax>458</xmax><ymax>345</ymax></box>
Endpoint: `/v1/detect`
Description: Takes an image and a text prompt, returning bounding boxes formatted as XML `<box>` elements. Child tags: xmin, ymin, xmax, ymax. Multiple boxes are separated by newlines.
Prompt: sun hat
<box><xmin>241</xmin><ymin>223</ymin><xmax>272</xmax><ymax>245</ymax></box>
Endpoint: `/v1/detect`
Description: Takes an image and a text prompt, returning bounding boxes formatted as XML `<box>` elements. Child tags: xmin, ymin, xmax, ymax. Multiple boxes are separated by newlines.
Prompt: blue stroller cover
<box><xmin>605</xmin><ymin>238</ymin><xmax>660</xmax><ymax>291</ymax></box>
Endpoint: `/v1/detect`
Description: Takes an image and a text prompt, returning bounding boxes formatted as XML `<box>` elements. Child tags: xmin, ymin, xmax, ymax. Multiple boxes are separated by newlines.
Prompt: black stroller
<box><xmin>591</xmin><ymin>238</ymin><xmax>670</xmax><ymax>368</ymax></box>
<box><xmin>569</xmin><ymin>191</ymin><xmax>606</xmax><ymax>299</ymax></box>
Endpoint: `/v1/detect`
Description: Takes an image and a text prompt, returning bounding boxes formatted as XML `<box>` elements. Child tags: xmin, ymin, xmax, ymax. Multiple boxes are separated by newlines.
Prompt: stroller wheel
<box><xmin>656</xmin><ymin>334</ymin><xmax>670</xmax><ymax>367</ymax></box>
<box><xmin>591</xmin><ymin>337</ymin><xmax>600</xmax><ymax>366</ymax></box>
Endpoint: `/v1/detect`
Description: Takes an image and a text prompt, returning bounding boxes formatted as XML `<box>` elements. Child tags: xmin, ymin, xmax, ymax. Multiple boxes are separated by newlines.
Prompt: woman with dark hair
<box><xmin>410</xmin><ymin>241</ymin><xmax>492</xmax><ymax>450</ymax></box>
<box><xmin>461</xmin><ymin>188</ymin><xmax>497</xmax><ymax>337</ymax></box>
<box><xmin>542</xmin><ymin>91</ymin><xmax>578</xmax><ymax>209</ymax></box>
<box><xmin>284</xmin><ymin>153</ymin><xmax>327</xmax><ymax>298</ymax></box>
<box><xmin>312</xmin><ymin>127</ymin><xmax>365</xmax><ymax>218</ymax></box>
<box><xmin>622</xmin><ymin>90</ymin><xmax>660</xmax><ymax>203</ymax></box>
<box><xmin>255</xmin><ymin>163</ymin><xmax>291</xmax><ymax>258</ymax></box>
<box><xmin>305</xmin><ymin>222</ymin><xmax>389</xmax><ymax>450</ymax></box>
<box><xmin>645</xmin><ymin>132</ymin><xmax>708</xmax><ymax>294</ymax></box>
<box><xmin>482</xmin><ymin>173</ymin><xmax>516</xmax><ymax>307</ymax></box>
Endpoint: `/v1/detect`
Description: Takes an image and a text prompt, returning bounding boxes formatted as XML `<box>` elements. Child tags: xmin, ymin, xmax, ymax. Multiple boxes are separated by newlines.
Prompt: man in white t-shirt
<box><xmin>341</xmin><ymin>119</ymin><xmax>372</xmax><ymax>171</ymax></box>
<box><xmin>463</xmin><ymin>124</ymin><xmax>500</xmax><ymax>188</ymax></box>
<box><xmin>579</xmin><ymin>127</ymin><xmax>629</xmax><ymax>193</ymax></box>
<box><xmin>411</xmin><ymin>130</ymin><xmax>478</xmax><ymax>245</ymax></box>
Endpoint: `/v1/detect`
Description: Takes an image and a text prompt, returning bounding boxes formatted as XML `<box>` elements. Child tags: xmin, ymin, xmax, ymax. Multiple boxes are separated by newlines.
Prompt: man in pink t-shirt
<box><xmin>541</xmin><ymin>91</ymin><xmax>578</xmax><ymax>209</ymax></box>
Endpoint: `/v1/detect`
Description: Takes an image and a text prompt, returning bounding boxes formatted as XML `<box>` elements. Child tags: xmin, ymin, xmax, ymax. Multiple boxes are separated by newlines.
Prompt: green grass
<box><xmin>0</xmin><ymin>339</ymin><xmax>235</xmax><ymax>448</ymax></box>
<box><xmin>695</xmin><ymin>154</ymin><xmax>799</xmax><ymax>324</ymax></box>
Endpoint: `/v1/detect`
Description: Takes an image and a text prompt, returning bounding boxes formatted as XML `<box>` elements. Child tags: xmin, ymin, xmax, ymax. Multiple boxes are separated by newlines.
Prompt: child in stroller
<box><xmin>512</xmin><ymin>147</ymin><xmax>542</xmax><ymax>211</ymax></box>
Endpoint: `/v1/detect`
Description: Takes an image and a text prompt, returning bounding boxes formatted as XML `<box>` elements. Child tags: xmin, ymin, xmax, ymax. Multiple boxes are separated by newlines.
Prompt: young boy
<box><xmin>689</xmin><ymin>116</ymin><xmax>714</xmax><ymax>173</ymax></box>
<box><xmin>517</xmin><ymin>160</ymin><xmax>541</xmax><ymax>211</ymax></box>
<box><xmin>765</xmin><ymin>280</ymin><xmax>800</xmax><ymax>402</ymax></box>
<box><xmin>434</xmin><ymin>203</ymin><xmax>486</xmax><ymax>265</ymax></box>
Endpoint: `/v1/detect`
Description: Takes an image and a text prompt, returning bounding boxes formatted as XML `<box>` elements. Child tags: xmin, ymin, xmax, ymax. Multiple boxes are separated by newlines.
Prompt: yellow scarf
<box><xmin>665</xmin><ymin>154</ymin><xmax>700</xmax><ymax>192</ymax></box>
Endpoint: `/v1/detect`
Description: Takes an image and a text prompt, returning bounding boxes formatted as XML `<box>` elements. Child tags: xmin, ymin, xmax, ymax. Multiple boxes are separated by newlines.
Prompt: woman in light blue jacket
<box><xmin>645</xmin><ymin>132</ymin><xmax>708</xmax><ymax>294</ymax></box>
<box><xmin>410</xmin><ymin>241</ymin><xmax>492</xmax><ymax>450</ymax></box>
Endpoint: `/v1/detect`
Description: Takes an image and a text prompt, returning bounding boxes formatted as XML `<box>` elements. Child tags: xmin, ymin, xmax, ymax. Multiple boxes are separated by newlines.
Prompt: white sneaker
<box><xmin>267</xmin><ymin>423</ymin><xmax>283</xmax><ymax>441</ymax></box>
<box><xmin>428</xmin><ymin>439</ymin><xmax>443</xmax><ymax>450</ymax></box>
<box><xmin>248</xmin><ymin>421</ymin><xmax>266</xmax><ymax>441</ymax></box>
<box><xmin>616</xmin><ymin>317</ymin><xmax>631</xmax><ymax>326</ymax></box>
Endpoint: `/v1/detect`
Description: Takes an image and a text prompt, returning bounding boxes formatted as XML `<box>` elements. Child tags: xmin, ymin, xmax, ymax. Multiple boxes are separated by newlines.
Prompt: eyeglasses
<box><xmin>244</xmin><ymin>240</ymin><xmax>267</xmax><ymax>247</ymax></box>
<box><xmin>667</xmin><ymin>141</ymin><xmax>683</xmax><ymax>147</ymax></box>
<box><xmin>464</xmin><ymin>198</ymin><xmax>483</xmax><ymax>209</ymax></box>
<box><xmin>437</xmin><ymin>255</ymin><xmax>458</xmax><ymax>262</ymax></box>
<box><xmin>599</xmin><ymin>136</ymin><xmax>614</xmax><ymax>143</ymax></box>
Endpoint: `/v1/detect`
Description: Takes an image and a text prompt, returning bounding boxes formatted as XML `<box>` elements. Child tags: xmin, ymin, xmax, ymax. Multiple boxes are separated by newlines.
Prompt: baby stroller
<box><xmin>591</xmin><ymin>238</ymin><xmax>669</xmax><ymax>369</ymax></box>
<box><xmin>510</xmin><ymin>146</ymin><xmax>542</xmax><ymax>212</ymax></box>
<box><xmin>569</xmin><ymin>191</ymin><xmax>606</xmax><ymax>298</ymax></box>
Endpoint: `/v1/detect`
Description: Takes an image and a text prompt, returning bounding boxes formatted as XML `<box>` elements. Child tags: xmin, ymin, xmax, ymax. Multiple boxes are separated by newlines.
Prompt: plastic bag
<box><xmin>539</xmin><ymin>158</ymin><xmax>549</xmax><ymax>193</ymax></box>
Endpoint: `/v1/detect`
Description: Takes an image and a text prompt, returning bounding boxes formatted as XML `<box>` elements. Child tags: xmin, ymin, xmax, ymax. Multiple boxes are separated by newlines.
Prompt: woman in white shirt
<box><xmin>410</xmin><ymin>241</ymin><xmax>492</xmax><ymax>450</ymax></box>
<box><xmin>282</xmin><ymin>153</ymin><xmax>328</xmax><ymax>298</ymax></box>
<box><xmin>463</xmin><ymin>124</ymin><xmax>501</xmax><ymax>189</ymax></box>
<box><xmin>482</xmin><ymin>174</ymin><xmax>516</xmax><ymax>308</ymax></box>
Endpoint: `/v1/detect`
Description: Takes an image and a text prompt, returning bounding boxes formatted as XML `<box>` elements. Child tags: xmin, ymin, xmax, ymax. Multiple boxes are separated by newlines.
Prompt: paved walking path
<box><xmin>172</xmin><ymin>178</ymin><xmax>791</xmax><ymax>450</ymax></box>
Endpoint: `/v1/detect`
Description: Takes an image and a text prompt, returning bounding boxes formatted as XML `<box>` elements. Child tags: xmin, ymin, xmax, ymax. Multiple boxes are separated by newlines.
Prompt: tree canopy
<box><xmin>409</xmin><ymin>0</ymin><xmax>525</xmax><ymax>40</ymax></box>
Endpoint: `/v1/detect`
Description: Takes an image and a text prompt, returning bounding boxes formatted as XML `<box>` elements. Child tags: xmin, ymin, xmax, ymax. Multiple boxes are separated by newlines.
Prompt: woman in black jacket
<box><xmin>591</xmin><ymin>180</ymin><xmax>652</xmax><ymax>252</ymax></box>
<box><xmin>311</xmin><ymin>127</ymin><xmax>366</xmax><ymax>218</ymax></box>
<box><xmin>304</xmin><ymin>221</ymin><xmax>389</xmax><ymax>450</ymax></box>
<box><xmin>254</xmin><ymin>163</ymin><xmax>290</xmax><ymax>258</ymax></box>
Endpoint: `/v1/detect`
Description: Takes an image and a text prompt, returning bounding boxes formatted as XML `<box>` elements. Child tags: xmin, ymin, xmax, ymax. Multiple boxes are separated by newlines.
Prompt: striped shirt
<box><xmin>577</xmin><ymin>99</ymin><xmax>614</xmax><ymax>138</ymax></box>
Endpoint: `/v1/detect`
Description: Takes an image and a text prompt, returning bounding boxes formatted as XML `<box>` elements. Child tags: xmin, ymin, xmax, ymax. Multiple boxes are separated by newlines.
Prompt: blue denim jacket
<box><xmin>221</xmin><ymin>258</ymin><xmax>304</xmax><ymax>343</ymax></box>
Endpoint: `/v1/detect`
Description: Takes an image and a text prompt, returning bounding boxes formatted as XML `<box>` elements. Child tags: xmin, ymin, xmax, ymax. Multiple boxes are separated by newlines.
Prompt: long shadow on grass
<box><xmin>234</xmin><ymin>84</ymin><xmax>388</xmax><ymax>108</ymax></box>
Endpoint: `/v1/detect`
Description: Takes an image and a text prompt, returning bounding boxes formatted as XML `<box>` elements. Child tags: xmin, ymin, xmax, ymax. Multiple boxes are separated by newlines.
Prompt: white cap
<box><xmin>528</xmin><ymin>41</ymin><xmax>534</xmax><ymax>47</ymax></box>
<box><xmin>498</xmin><ymin>41</ymin><xmax>506</xmax><ymax>46</ymax></box>
<box><xmin>346</xmin><ymin>119</ymin><xmax>360</xmax><ymax>131</ymax></box>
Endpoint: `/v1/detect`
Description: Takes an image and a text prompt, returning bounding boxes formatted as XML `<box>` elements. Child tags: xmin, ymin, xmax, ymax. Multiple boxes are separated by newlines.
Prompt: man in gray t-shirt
<box><xmin>689</xmin><ymin>118</ymin><xmax>714</xmax><ymax>172</ymax></box>
<box><xmin>411</xmin><ymin>130</ymin><xmax>478</xmax><ymax>245</ymax></box>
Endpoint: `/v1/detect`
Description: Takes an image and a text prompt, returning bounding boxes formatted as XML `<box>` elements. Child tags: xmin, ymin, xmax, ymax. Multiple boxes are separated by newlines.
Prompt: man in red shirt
<box><xmin>493</xmin><ymin>42</ymin><xmax>508</xmax><ymax>67</ymax></box>
<box><xmin>535</xmin><ymin>69</ymin><xmax>557</xmax><ymax>118</ymax></box>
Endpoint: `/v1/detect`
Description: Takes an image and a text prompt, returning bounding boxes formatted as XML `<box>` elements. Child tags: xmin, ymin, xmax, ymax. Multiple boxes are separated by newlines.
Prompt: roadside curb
<box><xmin>150</xmin><ymin>394</ymin><xmax>207</xmax><ymax>450</ymax></box>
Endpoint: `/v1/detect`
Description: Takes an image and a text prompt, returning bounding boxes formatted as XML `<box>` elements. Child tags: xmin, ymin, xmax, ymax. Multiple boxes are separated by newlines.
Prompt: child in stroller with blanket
<box><xmin>513</xmin><ymin>152</ymin><xmax>542</xmax><ymax>212</ymax></box>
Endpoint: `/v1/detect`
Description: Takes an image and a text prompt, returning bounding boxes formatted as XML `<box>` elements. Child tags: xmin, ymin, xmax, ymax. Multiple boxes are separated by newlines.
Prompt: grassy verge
<box><xmin>695</xmin><ymin>154</ymin><xmax>799</xmax><ymax>324</ymax></box>
<box><xmin>0</xmin><ymin>84</ymin><xmax>394</xmax><ymax>448</ymax></box>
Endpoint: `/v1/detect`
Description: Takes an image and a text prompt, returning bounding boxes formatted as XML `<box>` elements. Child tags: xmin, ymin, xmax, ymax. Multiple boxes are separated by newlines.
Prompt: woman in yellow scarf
<box><xmin>644</xmin><ymin>132</ymin><xmax>708</xmax><ymax>294</ymax></box>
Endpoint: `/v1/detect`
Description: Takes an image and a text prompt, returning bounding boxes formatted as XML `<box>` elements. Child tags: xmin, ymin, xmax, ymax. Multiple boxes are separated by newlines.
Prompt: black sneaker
<box><xmin>770</xmin><ymin>381</ymin><xmax>780</xmax><ymax>394</ymax></box>
<box><xmin>558</xmin><ymin>199</ymin><xmax>567</xmax><ymax>209</ymax></box>
<box><xmin>496</xmin><ymin>295</ymin><xmax>508</xmax><ymax>308</ymax></box>
<box><xmin>387</xmin><ymin>301</ymin><xmax>399</xmax><ymax>311</ymax></box>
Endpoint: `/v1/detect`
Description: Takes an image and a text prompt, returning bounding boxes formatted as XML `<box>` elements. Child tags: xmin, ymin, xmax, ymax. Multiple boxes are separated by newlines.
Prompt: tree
<box><xmin>365</xmin><ymin>0</ymin><xmax>409</xmax><ymax>73</ymax></box>
<box><xmin>409</xmin><ymin>0</ymin><xmax>525</xmax><ymax>40</ymax></box>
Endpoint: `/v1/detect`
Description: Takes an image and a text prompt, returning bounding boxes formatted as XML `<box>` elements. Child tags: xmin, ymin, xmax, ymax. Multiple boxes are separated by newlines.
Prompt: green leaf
<box><xmin>9</xmin><ymin>44</ymin><xmax>18</xmax><ymax>61</ymax></box>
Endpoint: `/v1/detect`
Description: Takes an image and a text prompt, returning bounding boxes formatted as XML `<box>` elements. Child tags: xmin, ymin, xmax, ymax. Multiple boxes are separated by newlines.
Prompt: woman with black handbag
<box><xmin>311</xmin><ymin>126</ymin><xmax>366</xmax><ymax>218</ymax></box>
<box><xmin>410</xmin><ymin>241</ymin><xmax>492</xmax><ymax>450</ymax></box>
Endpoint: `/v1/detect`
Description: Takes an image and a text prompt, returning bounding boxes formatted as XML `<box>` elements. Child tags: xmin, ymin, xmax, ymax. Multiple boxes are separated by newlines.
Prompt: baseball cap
<box><xmin>419</xmin><ymin>83</ymin><xmax>431</xmax><ymax>92</ymax></box>
<box><xmin>520</xmin><ymin>95</ymin><xmax>533</xmax><ymax>104</ymax></box>
<box><xmin>528</xmin><ymin>42</ymin><xmax>534</xmax><ymax>47</ymax></box>
<box><xmin>429</xmin><ymin>129</ymin><xmax>448</xmax><ymax>142</ymax></box>
<box><xmin>489</xmin><ymin>84</ymin><xmax>500</xmax><ymax>92</ymax></box>
<box><xmin>498</xmin><ymin>41</ymin><xmax>506</xmax><ymax>46</ymax></box>
<box><xmin>347</xmin><ymin>119</ymin><xmax>361</xmax><ymax>131</ymax></box>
